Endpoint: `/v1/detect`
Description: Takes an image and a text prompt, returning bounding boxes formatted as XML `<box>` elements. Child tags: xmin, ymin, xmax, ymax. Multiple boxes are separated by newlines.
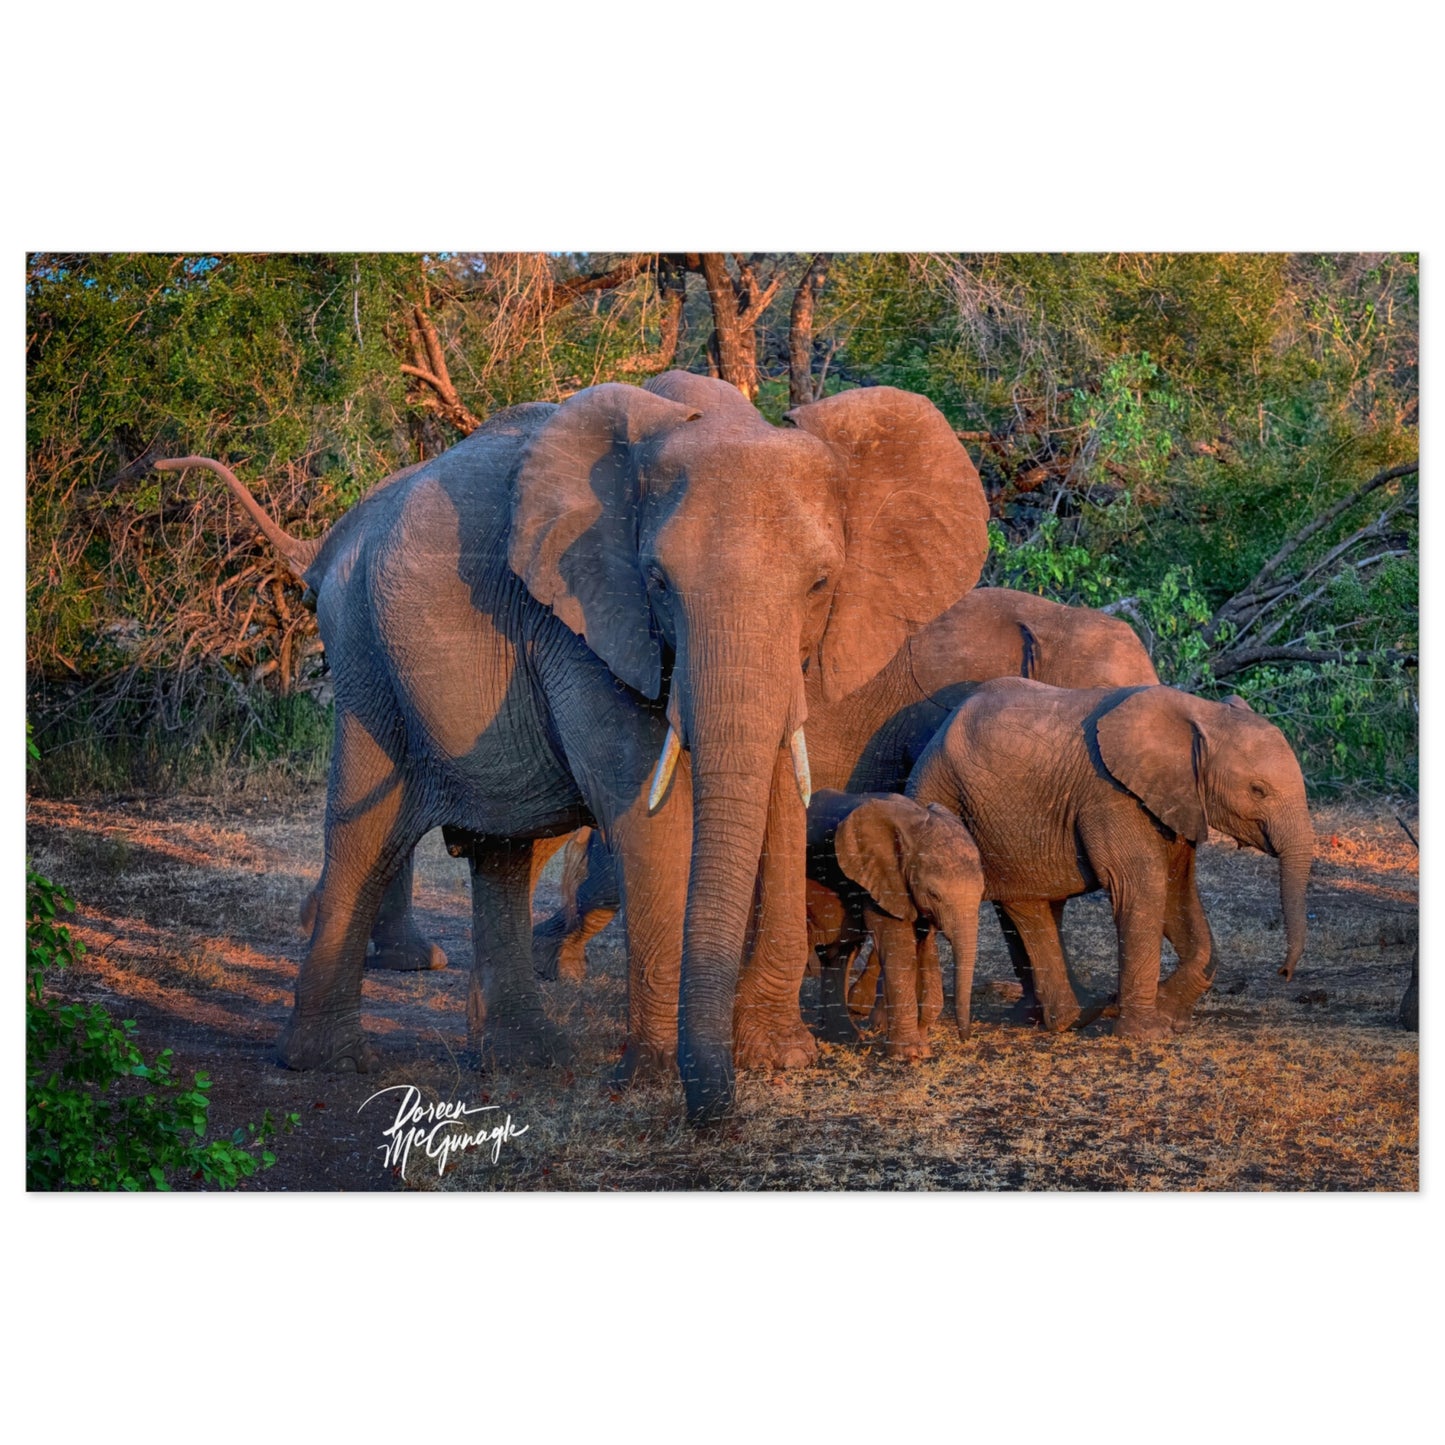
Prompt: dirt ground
<box><xmin>25</xmin><ymin>788</ymin><xmax>1418</xmax><ymax>1191</ymax></box>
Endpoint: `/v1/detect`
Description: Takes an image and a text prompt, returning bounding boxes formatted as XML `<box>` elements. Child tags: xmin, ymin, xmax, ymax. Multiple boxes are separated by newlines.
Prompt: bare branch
<box><xmin>1212</xmin><ymin>645</ymin><xmax>1417</xmax><ymax>680</ymax></box>
<box><xmin>402</xmin><ymin>304</ymin><xmax>481</xmax><ymax>434</ymax></box>
<box><xmin>1225</xmin><ymin>459</ymin><xmax>1417</xmax><ymax>607</ymax></box>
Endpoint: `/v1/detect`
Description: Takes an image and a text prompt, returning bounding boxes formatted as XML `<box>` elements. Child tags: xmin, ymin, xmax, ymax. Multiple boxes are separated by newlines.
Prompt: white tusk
<box><xmin>789</xmin><ymin>727</ymin><xmax>812</xmax><ymax>808</ymax></box>
<box><xmin>647</xmin><ymin>726</ymin><xmax>683</xmax><ymax>814</ymax></box>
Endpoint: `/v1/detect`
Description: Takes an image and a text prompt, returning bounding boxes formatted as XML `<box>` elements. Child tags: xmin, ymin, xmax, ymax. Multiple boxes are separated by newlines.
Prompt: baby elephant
<box><xmin>907</xmin><ymin>679</ymin><xmax>1312</xmax><ymax>1040</ymax></box>
<box><xmin>806</xmin><ymin>790</ymin><xmax>985</xmax><ymax>1060</ymax></box>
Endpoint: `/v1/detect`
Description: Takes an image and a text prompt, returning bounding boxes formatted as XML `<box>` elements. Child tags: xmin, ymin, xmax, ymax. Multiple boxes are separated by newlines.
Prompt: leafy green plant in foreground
<box><xmin>26</xmin><ymin>745</ymin><xmax>296</xmax><ymax>1189</ymax></box>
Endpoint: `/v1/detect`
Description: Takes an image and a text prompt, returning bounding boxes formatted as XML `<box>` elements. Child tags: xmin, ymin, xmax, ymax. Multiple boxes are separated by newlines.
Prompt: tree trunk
<box><xmin>698</xmin><ymin>254</ymin><xmax>759</xmax><ymax>399</ymax></box>
<box><xmin>788</xmin><ymin>253</ymin><xmax>829</xmax><ymax>407</ymax></box>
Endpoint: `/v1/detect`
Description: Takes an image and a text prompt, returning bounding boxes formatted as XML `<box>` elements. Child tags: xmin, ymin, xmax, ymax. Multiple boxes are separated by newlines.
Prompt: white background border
<box><xmin>5</xmin><ymin>3</ymin><xmax>1436</xmax><ymax>1438</ymax></box>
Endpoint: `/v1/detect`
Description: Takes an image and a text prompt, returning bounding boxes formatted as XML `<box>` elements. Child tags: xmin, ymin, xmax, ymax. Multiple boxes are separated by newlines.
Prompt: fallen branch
<box><xmin>1210</xmin><ymin>459</ymin><xmax>1418</xmax><ymax>638</ymax></box>
<box><xmin>1211</xmin><ymin>645</ymin><xmax>1417</xmax><ymax>680</ymax></box>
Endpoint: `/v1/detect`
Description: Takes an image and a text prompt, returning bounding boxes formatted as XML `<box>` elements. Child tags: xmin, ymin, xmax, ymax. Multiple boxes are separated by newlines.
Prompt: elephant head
<box><xmin>509</xmin><ymin>374</ymin><xmax>989</xmax><ymax>1116</ymax></box>
<box><xmin>1095</xmin><ymin>687</ymin><xmax>1313</xmax><ymax>980</ymax></box>
<box><xmin>834</xmin><ymin>795</ymin><xmax>985</xmax><ymax>1038</ymax></box>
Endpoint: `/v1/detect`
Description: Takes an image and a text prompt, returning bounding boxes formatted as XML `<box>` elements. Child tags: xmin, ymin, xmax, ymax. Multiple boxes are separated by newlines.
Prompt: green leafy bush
<box><xmin>25</xmin><ymin>786</ymin><xmax>295</xmax><ymax>1189</ymax></box>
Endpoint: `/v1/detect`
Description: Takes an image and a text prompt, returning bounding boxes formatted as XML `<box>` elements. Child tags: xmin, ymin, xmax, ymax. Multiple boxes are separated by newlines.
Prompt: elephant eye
<box><xmin>1250</xmin><ymin>782</ymin><xmax>1268</xmax><ymax>799</ymax></box>
<box><xmin>810</xmin><ymin>574</ymin><xmax>830</xmax><ymax>594</ymax></box>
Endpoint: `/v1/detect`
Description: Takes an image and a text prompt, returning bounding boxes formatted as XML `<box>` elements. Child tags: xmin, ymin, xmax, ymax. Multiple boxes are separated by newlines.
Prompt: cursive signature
<box><xmin>358</xmin><ymin>1084</ymin><xmax>528</xmax><ymax>1181</ymax></box>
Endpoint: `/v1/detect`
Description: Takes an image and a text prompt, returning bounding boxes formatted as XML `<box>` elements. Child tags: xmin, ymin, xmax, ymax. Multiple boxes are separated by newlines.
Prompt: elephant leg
<box><xmin>606</xmin><ymin>783</ymin><xmax>691</xmax><ymax>1089</ymax></box>
<box><xmin>874</xmin><ymin>915</ymin><xmax>930</xmax><ymax>1061</ymax></box>
<box><xmin>997</xmin><ymin>900</ymin><xmax>1081</xmax><ymax>1032</ymax></box>
<box><xmin>994</xmin><ymin>902</ymin><xmax>1045</xmax><ymax>1026</ymax></box>
<box><xmin>1155</xmin><ymin>849</ymin><xmax>1215</xmax><ymax>1029</ymax></box>
<box><xmin>366</xmin><ymin>849</ymin><xmax>449</xmax><ymax>972</ymax></box>
<box><xmin>817</xmin><ymin>940</ymin><xmax>863</xmax><ymax>1043</ymax></box>
<box><xmin>467</xmin><ymin>839</ymin><xmax>572</xmax><ymax>1070</ymax></box>
<box><xmin>277</xmin><ymin>717</ymin><xmax>429</xmax><ymax>1072</ymax></box>
<box><xmin>733</xmin><ymin>746</ymin><xmax>819</xmax><ymax>1072</ymax></box>
<box><xmin>534</xmin><ymin>901</ymin><xmax>618</xmax><ymax>982</ymax></box>
<box><xmin>917</xmin><ymin>928</ymin><xmax>944</xmax><ymax>1034</ymax></box>
<box><xmin>1110</xmin><ymin>880</ymin><xmax>1173</xmax><ymax>1041</ymax></box>
<box><xmin>533</xmin><ymin>827</ymin><xmax>618</xmax><ymax>982</ymax></box>
<box><xmin>847</xmin><ymin>944</ymin><xmax>882</xmax><ymax>1019</ymax></box>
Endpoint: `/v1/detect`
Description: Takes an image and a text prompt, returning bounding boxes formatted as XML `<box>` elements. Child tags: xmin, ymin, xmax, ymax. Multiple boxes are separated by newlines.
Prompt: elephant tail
<box><xmin>153</xmin><ymin>455</ymin><xmax>321</xmax><ymax>577</ymax></box>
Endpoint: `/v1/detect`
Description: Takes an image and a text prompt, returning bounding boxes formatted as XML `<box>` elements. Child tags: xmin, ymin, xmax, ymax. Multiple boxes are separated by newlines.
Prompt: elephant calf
<box><xmin>907</xmin><ymin>679</ymin><xmax>1313</xmax><ymax>1039</ymax></box>
<box><xmin>806</xmin><ymin>790</ymin><xmax>984</xmax><ymax>1060</ymax></box>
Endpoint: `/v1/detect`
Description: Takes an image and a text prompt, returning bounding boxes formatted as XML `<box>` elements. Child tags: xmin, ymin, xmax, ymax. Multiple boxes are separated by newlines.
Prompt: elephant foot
<box><xmin>275</xmin><ymin>1013</ymin><xmax>378</xmax><ymax>1073</ymax></box>
<box><xmin>814</xmin><ymin>1005</ymin><xmax>862</xmax><ymax>1045</ymax></box>
<box><xmin>613</xmin><ymin>1039</ymin><xmax>676</xmax><ymax>1089</ymax></box>
<box><xmin>735</xmin><ymin>1013</ymin><xmax>819</xmax><ymax>1071</ymax></box>
<box><xmin>367</xmin><ymin>929</ymin><xmax>448</xmax><ymax>972</ymax></box>
<box><xmin>882</xmin><ymin>1037</ymin><xmax>932</xmax><ymax>1063</ymax></box>
<box><xmin>478</xmin><ymin>1009</ymin><xmax>574</xmax><ymax>1070</ymax></box>
<box><xmin>1156</xmin><ymin>972</ymin><xmax>1211</xmax><ymax>1026</ymax></box>
<box><xmin>553</xmin><ymin>937</ymin><xmax>588</xmax><ymax>982</ymax></box>
<box><xmin>532</xmin><ymin>913</ymin><xmax>585</xmax><ymax>981</ymax></box>
<box><xmin>1113</xmin><ymin>1008</ymin><xmax>1175</xmax><ymax>1041</ymax></box>
<box><xmin>1041</xmin><ymin>1001</ymin><xmax>1082</xmax><ymax>1034</ymax></box>
<box><xmin>1002</xmin><ymin>994</ymin><xmax>1046</xmax><ymax>1028</ymax></box>
<box><xmin>679</xmin><ymin>1041</ymin><xmax>736</xmax><ymax>1125</ymax></box>
<box><xmin>847</xmin><ymin>961</ymin><xmax>882</xmax><ymax>1016</ymax></box>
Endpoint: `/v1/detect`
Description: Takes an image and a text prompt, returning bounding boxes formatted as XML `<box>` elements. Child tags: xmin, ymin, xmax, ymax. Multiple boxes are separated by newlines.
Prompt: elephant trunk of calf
<box><xmin>942</xmin><ymin>901</ymin><xmax>982</xmax><ymax>1039</ymax></box>
<box><xmin>1273</xmin><ymin>823</ymin><xmax>1313</xmax><ymax>980</ymax></box>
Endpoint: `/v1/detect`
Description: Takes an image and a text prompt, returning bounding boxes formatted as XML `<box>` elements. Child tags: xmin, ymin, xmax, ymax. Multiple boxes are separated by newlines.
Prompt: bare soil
<box><xmin>26</xmin><ymin>790</ymin><xmax>1418</xmax><ymax>1191</ymax></box>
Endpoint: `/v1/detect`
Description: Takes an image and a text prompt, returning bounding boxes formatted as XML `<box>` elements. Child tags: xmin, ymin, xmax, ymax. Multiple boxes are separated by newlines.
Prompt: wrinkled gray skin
<box><xmin>175</xmin><ymin>374</ymin><xmax>988</xmax><ymax>1122</ymax></box>
<box><xmin>805</xmin><ymin>790</ymin><xmax>983</xmax><ymax>1059</ymax></box>
<box><xmin>907</xmin><ymin>679</ymin><xmax>1314</xmax><ymax>1038</ymax></box>
<box><xmin>530</xmin><ymin>587</ymin><xmax>1159</xmax><ymax>1026</ymax></box>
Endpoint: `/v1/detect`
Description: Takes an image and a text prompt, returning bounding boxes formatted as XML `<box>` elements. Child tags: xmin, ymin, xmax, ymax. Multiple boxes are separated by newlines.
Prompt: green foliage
<box><xmin>1133</xmin><ymin>566</ymin><xmax>1220</xmax><ymax>687</ymax></box>
<box><xmin>25</xmin><ymin>845</ymin><xmax>297</xmax><ymax>1190</ymax></box>
<box><xmin>984</xmin><ymin>517</ymin><xmax>1114</xmax><ymax>607</ymax></box>
<box><xmin>26</xmin><ymin>251</ymin><xmax>1417</xmax><ymax>795</ymax></box>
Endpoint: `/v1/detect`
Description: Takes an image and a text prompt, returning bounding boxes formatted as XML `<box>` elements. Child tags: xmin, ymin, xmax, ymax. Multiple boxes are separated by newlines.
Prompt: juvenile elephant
<box><xmin>529</xmin><ymin>587</ymin><xmax>1159</xmax><ymax>1017</ymax></box>
<box><xmin>806</xmin><ymin>790</ymin><xmax>983</xmax><ymax>1059</ymax></box>
<box><xmin>160</xmin><ymin>372</ymin><xmax>987</xmax><ymax>1121</ymax></box>
<box><xmin>906</xmin><ymin>679</ymin><xmax>1313</xmax><ymax>1038</ymax></box>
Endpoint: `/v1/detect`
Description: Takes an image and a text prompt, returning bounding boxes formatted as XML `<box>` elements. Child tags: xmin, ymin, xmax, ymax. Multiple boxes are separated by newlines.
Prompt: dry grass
<box><xmin>26</xmin><ymin>792</ymin><xmax>1417</xmax><ymax>1191</ymax></box>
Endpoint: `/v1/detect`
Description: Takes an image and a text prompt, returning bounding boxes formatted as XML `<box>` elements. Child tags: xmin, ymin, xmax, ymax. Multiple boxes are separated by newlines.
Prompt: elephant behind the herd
<box><xmin>160</xmin><ymin>373</ymin><xmax>990</xmax><ymax>1122</ymax></box>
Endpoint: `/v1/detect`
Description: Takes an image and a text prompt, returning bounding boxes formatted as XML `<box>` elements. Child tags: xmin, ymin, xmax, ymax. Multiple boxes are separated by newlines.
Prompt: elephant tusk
<box><xmin>789</xmin><ymin>727</ymin><xmax>812</xmax><ymax>808</ymax></box>
<box><xmin>647</xmin><ymin>726</ymin><xmax>683</xmax><ymax>814</ymax></box>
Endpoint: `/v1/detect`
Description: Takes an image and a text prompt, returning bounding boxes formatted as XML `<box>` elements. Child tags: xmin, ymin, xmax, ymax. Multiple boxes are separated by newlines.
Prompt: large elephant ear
<box><xmin>834</xmin><ymin>796</ymin><xmax>924</xmax><ymax>922</ymax></box>
<box><xmin>785</xmin><ymin>387</ymin><xmax>990</xmax><ymax>702</ymax></box>
<box><xmin>509</xmin><ymin>383</ymin><xmax>700</xmax><ymax>699</ymax></box>
<box><xmin>1094</xmin><ymin>687</ymin><xmax>1208</xmax><ymax>844</ymax></box>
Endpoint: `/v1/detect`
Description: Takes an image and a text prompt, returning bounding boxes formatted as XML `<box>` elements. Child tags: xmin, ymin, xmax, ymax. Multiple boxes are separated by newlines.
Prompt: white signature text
<box><xmin>359</xmin><ymin>1084</ymin><xmax>528</xmax><ymax>1181</ymax></box>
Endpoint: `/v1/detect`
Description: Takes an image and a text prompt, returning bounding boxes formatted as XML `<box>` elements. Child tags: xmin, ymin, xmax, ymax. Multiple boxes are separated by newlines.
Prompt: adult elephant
<box><xmin>531</xmin><ymin>586</ymin><xmax>1160</xmax><ymax>1023</ymax></box>
<box><xmin>160</xmin><ymin>373</ymin><xmax>988</xmax><ymax>1121</ymax></box>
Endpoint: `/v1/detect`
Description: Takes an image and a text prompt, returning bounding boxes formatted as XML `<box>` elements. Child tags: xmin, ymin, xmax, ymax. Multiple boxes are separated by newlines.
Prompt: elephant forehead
<box><xmin>648</xmin><ymin>423</ymin><xmax>837</xmax><ymax>500</ymax></box>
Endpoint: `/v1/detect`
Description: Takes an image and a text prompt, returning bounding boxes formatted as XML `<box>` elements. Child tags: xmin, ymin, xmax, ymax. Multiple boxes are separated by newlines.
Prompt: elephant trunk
<box><xmin>1273</xmin><ymin>821</ymin><xmax>1313</xmax><ymax>980</ymax></box>
<box><xmin>675</xmin><ymin>641</ymin><xmax>795</xmax><ymax>1123</ymax></box>
<box><xmin>942</xmin><ymin>895</ymin><xmax>982</xmax><ymax>1040</ymax></box>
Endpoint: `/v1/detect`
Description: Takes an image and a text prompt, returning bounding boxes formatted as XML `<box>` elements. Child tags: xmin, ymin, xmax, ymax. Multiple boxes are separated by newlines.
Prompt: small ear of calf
<box><xmin>1094</xmin><ymin>687</ymin><xmax>1208</xmax><ymax>844</ymax></box>
<box><xmin>834</xmin><ymin>796</ymin><xmax>924</xmax><ymax>922</ymax></box>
